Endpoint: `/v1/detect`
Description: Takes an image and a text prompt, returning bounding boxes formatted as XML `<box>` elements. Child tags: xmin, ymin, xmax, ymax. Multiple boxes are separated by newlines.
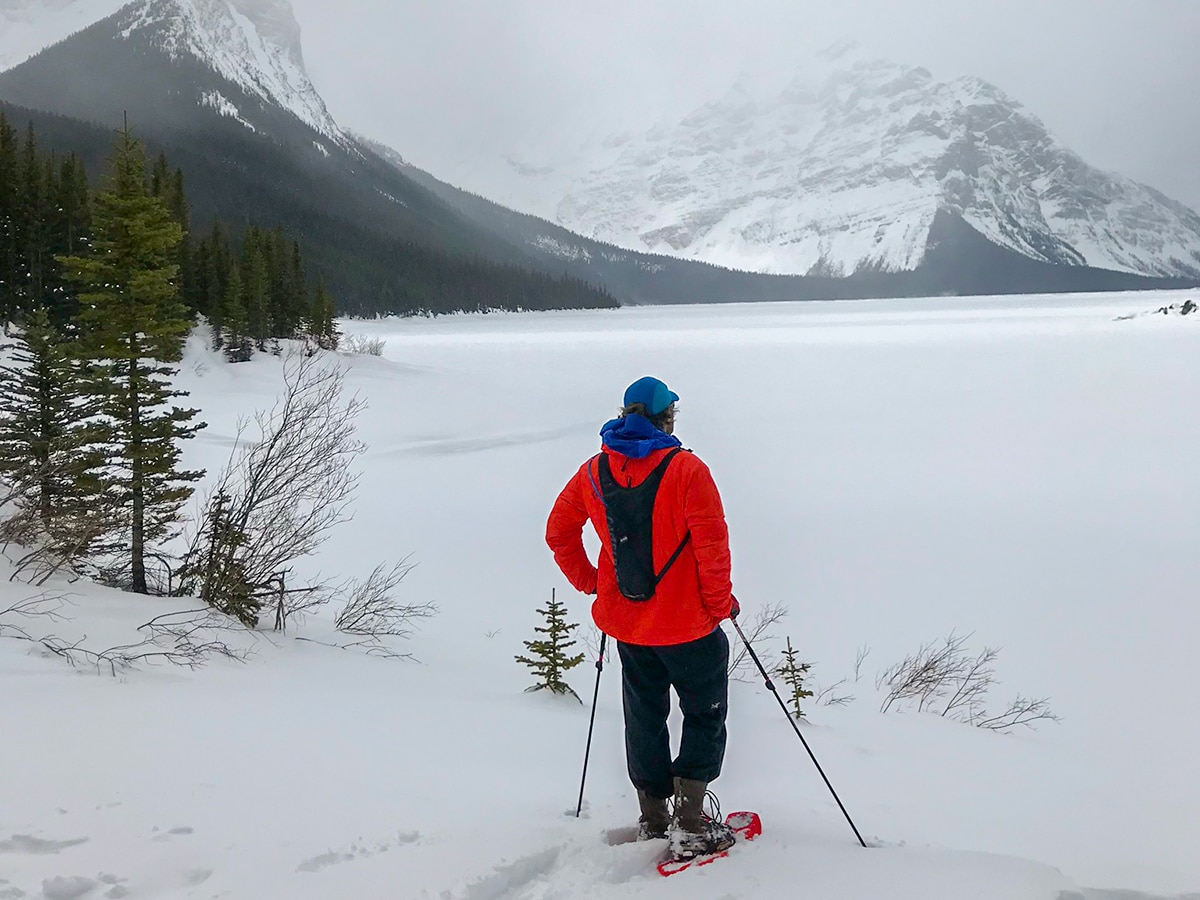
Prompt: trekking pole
<box><xmin>575</xmin><ymin>632</ymin><xmax>608</xmax><ymax>818</ymax></box>
<box><xmin>730</xmin><ymin>615</ymin><xmax>868</xmax><ymax>848</ymax></box>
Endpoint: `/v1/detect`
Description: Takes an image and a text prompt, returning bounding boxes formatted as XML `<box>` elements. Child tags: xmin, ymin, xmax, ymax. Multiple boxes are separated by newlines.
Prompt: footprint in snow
<box><xmin>40</xmin><ymin>876</ymin><xmax>98</xmax><ymax>900</ymax></box>
<box><xmin>38</xmin><ymin>872</ymin><xmax>134</xmax><ymax>900</ymax></box>
<box><xmin>457</xmin><ymin>847</ymin><xmax>562</xmax><ymax>900</ymax></box>
<box><xmin>297</xmin><ymin>851</ymin><xmax>355</xmax><ymax>873</ymax></box>
<box><xmin>297</xmin><ymin>831</ymin><xmax>421</xmax><ymax>873</ymax></box>
<box><xmin>98</xmin><ymin>874</ymin><xmax>131</xmax><ymax>900</ymax></box>
<box><xmin>0</xmin><ymin>835</ymin><xmax>88</xmax><ymax>855</ymax></box>
<box><xmin>151</xmin><ymin>826</ymin><xmax>194</xmax><ymax>842</ymax></box>
<box><xmin>184</xmin><ymin>869</ymin><xmax>213</xmax><ymax>886</ymax></box>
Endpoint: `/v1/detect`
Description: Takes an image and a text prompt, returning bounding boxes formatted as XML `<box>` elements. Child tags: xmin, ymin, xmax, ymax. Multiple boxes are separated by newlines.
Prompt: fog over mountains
<box><xmin>1</xmin><ymin>0</ymin><xmax>1197</xmax><ymax>307</ymax></box>
<box><xmin>0</xmin><ymin>0</ymin><xmax>126</xmax><ymax>69</ymax></box>
<box><xmin>450</xmin><ymin>42</ymin><xmax>1200</xmax><ymax>281</ymax></box>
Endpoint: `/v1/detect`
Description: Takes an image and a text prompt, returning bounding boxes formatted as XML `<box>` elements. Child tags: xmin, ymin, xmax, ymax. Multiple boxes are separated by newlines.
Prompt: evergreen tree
<box><xmin>311</xmin><ymin>282</ymin><xmax>339</xmax><ymax>350</ymax></box>
<box><xmin>57</xmin><ymin>154</ymin><xmax>91</xmax><ymax>258</ymax></box>
<box><xmin>58</xmin><ymin>126</ymin><xmax>205</xmax><ymax>594</ymax></box>
<box><xmin>152</xmin><ymin>155</ymin><xmax>193</xmax><ymax>320</ymax></box>
<box><xmin>47</xmin><ymin>153</ymin><xmax>91</xmax><ymax>326</ymax></box>
<box><xmin>198</xmin><ymin>222</ymin><xmax>231</xmax><ymax>332</ymax></box>
<box><xmin>241</xmin><ymin>230</ymin><xmax>270</xmax><ymax>347</ymax></box>
<box><xmin>0</xmin><ymin>111</ymin><xmax>17</xmax><ymax>321</ymax></box>
<box><xmin>776</xmin><ymin>637</ymin><xmax>814</xmax><ymax>720</ymax></box>
<box><xmin>12</xmin><ymin>123</ymin><xmax>45</xmax><ymax>318</ymax></box>
<box><xmin>260</xmin><ymin>228</ymin><xmax>305</xmax><ymax>340</ymax></box>
<box><xmin>0</xmin><ymin>306</ymin><xmax>108</xmax><ymax>567</ymax></box>
<box><xmin>222</xmin><ymin>264</ymin><xmax>252</xmax><ymax>362</ymax></box>
<box><xmin>515</xmin><ymin>589</ymin><xmax>585</xmax><ymax>702</ymax></box>
<box><xmin>0</xmin><ymin>119</ymin><xmax>90</xmax><ymax>327</ymax></box>
<box><xmin>287</xmin><ymin>239</ymin><xmax>307</xmax><ymax>332</ymax></box>
<box><xmin>188</xmin><ymin>488</ymin><xmax>257</xmax><ymax>626</ymax></box>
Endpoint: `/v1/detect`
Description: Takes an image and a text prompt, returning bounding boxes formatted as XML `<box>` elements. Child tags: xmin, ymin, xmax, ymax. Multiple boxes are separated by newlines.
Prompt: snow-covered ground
<box><xmin>2</xmin><ymin>290</ymin><xmax>1198</xmax><ymax>899</ymax></box>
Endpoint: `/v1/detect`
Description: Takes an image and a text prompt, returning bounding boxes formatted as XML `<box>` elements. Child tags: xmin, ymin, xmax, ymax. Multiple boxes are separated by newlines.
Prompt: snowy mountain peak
<box><xmin>0</xmin><ymin>0</ymin><xmax>343</xmax><ymax>143</ymax></box>
<box><xmin>115</xmin><ymin>0</ymin><xmax>343</xmax><ymax>141</ymax></box>
<box><xmin>223</xmin><ymin>0</ymin><xmax>303</xmax><ymax>66</ymax></box>
<box><xmin>459</xmin><ymin>51</ymin><xmax>1200</xmax><ymax>280</ymax></box>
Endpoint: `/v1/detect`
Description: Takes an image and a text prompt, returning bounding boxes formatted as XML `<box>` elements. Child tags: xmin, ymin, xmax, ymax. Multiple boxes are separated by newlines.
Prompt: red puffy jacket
<box><xmin>546</xmin><ymin>444</ymin><xmax>733</xmax><ymax>646</ymax></box>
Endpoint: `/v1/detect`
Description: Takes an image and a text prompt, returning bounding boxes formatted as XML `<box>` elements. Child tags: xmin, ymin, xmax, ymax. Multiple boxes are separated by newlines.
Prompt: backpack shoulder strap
<box><xmin>653</xmin><ymin>446</ymin><xmax>683</xmax><ymax>473</ymax></box>
<box><xmin>586</xmin><ymin>453</ymin><xmax>607</xmax><ymax>502</ymax></box>
<box><xmin>650</xmin><ymin>447</ymin><xmax>690</xmax><ymax>587</ymax></box>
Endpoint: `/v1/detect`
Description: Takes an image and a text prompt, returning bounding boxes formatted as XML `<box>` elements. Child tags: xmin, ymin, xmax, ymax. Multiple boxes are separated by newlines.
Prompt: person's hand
<box><xmin>729</xmin><ymin>595</ymin><xmax>741</xmax><ymax>620</ymax></box>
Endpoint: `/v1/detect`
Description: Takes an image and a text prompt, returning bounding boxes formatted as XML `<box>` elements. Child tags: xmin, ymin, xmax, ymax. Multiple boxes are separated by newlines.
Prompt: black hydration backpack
<box><xmin>596</xmin><ymin>448</ymin><xmax>692</xmax><ymax>601</ymax></box>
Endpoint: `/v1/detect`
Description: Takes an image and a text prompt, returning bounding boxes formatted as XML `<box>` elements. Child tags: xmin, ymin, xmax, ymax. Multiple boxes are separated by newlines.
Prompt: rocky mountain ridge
<box><xmin>1</xmin><ymin>8</ymin><xmax>1194</xmax><ymax>305</ymax></box>
<box><xmin>456</xmin><ymin>45</ymin><xmax>1200</xmax><ymax>280</ymax></box>
<box><xmin>1</xmin><ymin>0</ymin><xmax>342</xmax><ymax>142</ymax></box>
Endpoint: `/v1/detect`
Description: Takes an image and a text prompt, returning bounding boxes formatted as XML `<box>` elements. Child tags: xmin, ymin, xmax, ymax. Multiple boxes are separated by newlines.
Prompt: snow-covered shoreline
<box><xmin>2</xmin><ymin>290</ymin><xmax>1197</xmax><ymax>898</ymax></box>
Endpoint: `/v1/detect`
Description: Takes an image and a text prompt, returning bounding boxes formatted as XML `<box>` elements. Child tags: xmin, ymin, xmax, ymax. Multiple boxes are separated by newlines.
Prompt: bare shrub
<box><xmin>294</xmin><ymin>635</ymin><xmax>414</xmax><ymax>660</ymax></box>
<box><xmin>1</xmin><ymin>505</ymin><xmax>110</xmax><ymax>587</ymax></box>
<box><xmin>727</xmin><ymin>601</ymin><xmax>788</xmax><ymax>681</ymax></box>
<box><xmin>341</xmin><ymin>334</ymin><xmax>387</xmax><ymax>357</ymax></box>
<box><xmin>178</xmin><ymin>352</ymin><xmax>365</xmax><ymax>627</ymax></box>
<box><xmin>335</xmin><ymin>558</ymin><xmax>434</xmax><ymax>639</ymax></box>
<box><xmin>582</xmin><ymin>625</ymin><xmax>613</xmax><ymax>663</ymax></box>
<box><xmin>876</xmin><ymin>631</ymin><xmax>1060</xmax><ymax>732</ymax></box>
<box><xmin>0</xmin><ymin>593</ymin><xmax>69</xmax><ymax>630</ymax></box>
<box><xmin>853</xmin><ymin>645</ymin><xmax>871</xmax><ymax>682</ymax></box>
<box><xmin>813</xmin><ymin>677</ymin><xmax>855</xmax><ymax>708</ymax></box>
<box><xmin>0</xmin><ymin>594</ymin><xmax>248</xmax><ymax>676</ymax></box>
<box><xmin>0</xmin><ymin>457</ymin><xmax>120</xmax><ymax>588</ymax></box>
<box><xmin>973</xmin><ymin>696</ymin><xmax>1060</xmax><ymax>731</ymax></box>
<box><xmin>877</xmin><ymin>632</ymin><xmax>984</xmax><ymax>715</ymax></box>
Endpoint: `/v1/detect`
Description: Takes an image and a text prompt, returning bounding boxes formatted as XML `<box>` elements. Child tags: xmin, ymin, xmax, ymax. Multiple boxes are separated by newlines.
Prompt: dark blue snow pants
<box><xmin>617</xmin><ymin>626</ymin><xmax>730</xmax><ymax>800</ymax></box>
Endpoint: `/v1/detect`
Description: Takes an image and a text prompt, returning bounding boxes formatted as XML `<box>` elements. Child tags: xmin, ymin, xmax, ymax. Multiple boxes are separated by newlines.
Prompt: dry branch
<box><xmin>727</xmin><ymin>601</ymin><xmax>788</xmax><ymax>681</ymax></box>
<box><xmin>876</xmin><ymin>631</ymin><xmax>1059</xmax><ymax>732</ymax></box>
<box><xmin>179</xmin><ymin>352</ymin><xmax>366</xmax><ymax>625</ymax></box>
<box><xmin>813</xmin><ymin>677</ymin><xmax>855</xmax><ymax>707</ymax></box>
<box><xmin>294</xmin><ymin>635</ymin><xmax>416</xmax><ymax>661</ymax></box>
<box><xmin>0</xmin><ymin>594</ymin><xmax>248</xmax><ymax>675</ymax></box>
<box><xmin>974</xmin><ymin>696</ymin><xmax>1062</xmax><ymax>732</ymax></box>
<box><xmin>334</xmin><ymin>559</ymin><xmax>434</xmax><ymax>639</ymax></box>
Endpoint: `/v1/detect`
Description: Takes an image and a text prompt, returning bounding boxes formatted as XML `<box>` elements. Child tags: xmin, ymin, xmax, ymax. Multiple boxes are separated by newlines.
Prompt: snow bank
<box><xmin>1</xmin><ymin>291</ymin><xmax>1197</xmax><ymax>898</ymax></box>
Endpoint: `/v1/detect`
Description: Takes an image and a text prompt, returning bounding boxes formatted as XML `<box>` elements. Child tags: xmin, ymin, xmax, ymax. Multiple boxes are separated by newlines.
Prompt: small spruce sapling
<box><xmin>776</xmin><ymin>637</ymin><xmax>814</xmax><ymax>719</ymax></box>
<box><xmin>515</xmin><ymin>588</ymin><xmax>584</xmax><ymax>702</ymax></box>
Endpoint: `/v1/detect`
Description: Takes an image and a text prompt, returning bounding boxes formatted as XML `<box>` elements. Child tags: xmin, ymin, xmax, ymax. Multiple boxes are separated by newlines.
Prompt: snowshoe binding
<box><xmin>668</xmin><ymin>778</ymin><xmax>737</xmax><ymax>861</ymax></box>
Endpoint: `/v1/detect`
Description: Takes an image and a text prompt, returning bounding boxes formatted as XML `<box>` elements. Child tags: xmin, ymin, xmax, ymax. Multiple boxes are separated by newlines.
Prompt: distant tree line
<box><xmin>0</xmin><ymin>111</ymin><xmax>338</xmax><ymax>355</ymax></box>
<box><xmin>0</xmin><ymin>117</ymin><xmax>90</xmax><ymax>327</ymax></box>
<box><xmin>188</xmin><ymin>223</ymin><xmax>338</xmax><ymax>359</ymax></box>
<box><xmin>338</xmin><ymin>253</ymin><xmax>618</xmax><ymax>319</ymax></box>
<box><xmin>0</xmin><ymin>100</ymin><xmax>622</xmax><ymax>317</ymax></box>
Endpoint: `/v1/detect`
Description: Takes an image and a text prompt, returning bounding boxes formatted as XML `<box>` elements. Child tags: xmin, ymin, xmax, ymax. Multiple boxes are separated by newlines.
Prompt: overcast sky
<box><xmin>291</xmin><ymin>0</ymin><xmax>1200</xmax><ymax>211</ymax></box>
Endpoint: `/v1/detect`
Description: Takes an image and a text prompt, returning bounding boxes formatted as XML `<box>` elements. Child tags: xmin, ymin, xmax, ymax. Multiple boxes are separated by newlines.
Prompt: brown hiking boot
<box><xmin>636</xmin><ymin>789</ymin><xmax>670</xmax><ymax>841</ymax></box>
<box><xmin>669</xmin><ymin>777</ymin><xmax>736</xmax><ymax>860</ymax></box>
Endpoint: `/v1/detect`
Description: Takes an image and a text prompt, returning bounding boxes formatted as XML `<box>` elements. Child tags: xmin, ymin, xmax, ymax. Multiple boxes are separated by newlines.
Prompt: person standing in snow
<box><xmin>545</xmin><ymin>376</ymin><xmax>739</xmax><ymax>860</ymax></box>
